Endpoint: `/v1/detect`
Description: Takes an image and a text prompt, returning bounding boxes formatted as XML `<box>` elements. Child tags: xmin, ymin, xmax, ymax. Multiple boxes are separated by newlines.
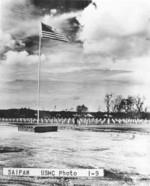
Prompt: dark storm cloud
<box><xmin>32</xmin><ymin>0</ymin><xmax>91</xmax><ymax>13</ymax></box>
<box><xmin>1</xmin><ymin>0</ymin><xmax>41</xmax><ymax>56</ymax></box>
<box><xmin>1</xmin><ymin>0</ymin><xmax>90</xmax><ymax>56</ymax></box>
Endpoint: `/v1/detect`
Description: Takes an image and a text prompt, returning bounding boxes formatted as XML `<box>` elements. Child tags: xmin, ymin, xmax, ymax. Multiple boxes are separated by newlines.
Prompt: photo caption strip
<box><xmin>3</xmin><ymin>168</ymin><xmax>104</xmax><ymax>177</ymax></box>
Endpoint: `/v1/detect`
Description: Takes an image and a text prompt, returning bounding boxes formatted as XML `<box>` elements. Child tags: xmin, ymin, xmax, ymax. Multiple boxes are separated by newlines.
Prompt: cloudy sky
<box><xmin>0</xmin><ymin>0</ymin><xmax>150</xmax><ymax>111</ymax></box>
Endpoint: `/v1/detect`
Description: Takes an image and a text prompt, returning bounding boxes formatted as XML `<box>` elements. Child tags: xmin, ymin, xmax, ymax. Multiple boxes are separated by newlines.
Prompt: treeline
<box><xmin>0</xmin><ymin>108</ymin><xmax>77</xmax><ymax>119</ymax></box>
<box><xmin>0</xmin><ymin>94</ymin><xmax>149</xmax><ymax>119</ymax></box>
<box><xmin>0</xmin><ymin>108</ymin><xmax>36</xmax><ymax>118</ymax></box>
<box><xmin>0</xmin><ymin>108</ymin><xmax>150</xmax><ymax>119</ymax></box>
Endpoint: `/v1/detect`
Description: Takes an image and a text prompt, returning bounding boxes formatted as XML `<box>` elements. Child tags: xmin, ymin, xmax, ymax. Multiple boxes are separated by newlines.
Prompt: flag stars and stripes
<box><xmin>41</xmin><ymin>22</ymin><xmax>69</xmax><ymax>43</ymax></box>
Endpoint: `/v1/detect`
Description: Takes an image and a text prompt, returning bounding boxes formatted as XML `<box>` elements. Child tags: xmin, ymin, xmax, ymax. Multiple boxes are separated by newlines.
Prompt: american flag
<box><xmin>41</xmin><ymin>22</ymin><xmax>69</xmax><ymax>42</ymax></box>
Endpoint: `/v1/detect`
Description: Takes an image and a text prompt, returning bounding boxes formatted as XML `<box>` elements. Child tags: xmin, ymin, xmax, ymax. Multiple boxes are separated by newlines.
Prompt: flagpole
<box><xmin>37</xmin><ymin>28</ymin><xmax>42</xmax><ymax>124</ymax></box>
<box><xmin>37</xmin><ymin>22</ymin><xmax>68</xmax><ymax>124</ymax></box>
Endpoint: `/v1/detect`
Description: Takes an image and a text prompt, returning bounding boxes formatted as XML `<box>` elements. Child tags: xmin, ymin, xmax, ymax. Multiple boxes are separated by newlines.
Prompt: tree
<box><xmin>104</xmin><ymin>94</ymin><xmax>113</xmax><ymax>113</ymax></box>
<box><xmin>76</xmin><ymin>104</ymin><xmax>88</xmax><ymax>114</ymax></box>
<box><xmin>112</xmin><ymin>95</ymin><xmax>135</xmax><ymax>113</ymax></box>
<box><xmin>112</xmin><ymin>95</ymin><xmax>123</xmax><ymax>112</ymax></box>
<box><xmin>135</xmin><ymin>96</ymin><xmax>145</xmax><ymax>113</ymax></box>
<box><xmin>125</xmin><ymin>96</ymin><xmax>136</xmax><ymax>112</ymax></box>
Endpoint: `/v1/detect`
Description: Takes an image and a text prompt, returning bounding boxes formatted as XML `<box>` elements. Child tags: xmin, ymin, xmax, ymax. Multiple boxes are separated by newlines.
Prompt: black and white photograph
<box><xmin>0</xmin><ymin>0</ymin><xmax>150</xmax><ymax>185</ymax></box>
